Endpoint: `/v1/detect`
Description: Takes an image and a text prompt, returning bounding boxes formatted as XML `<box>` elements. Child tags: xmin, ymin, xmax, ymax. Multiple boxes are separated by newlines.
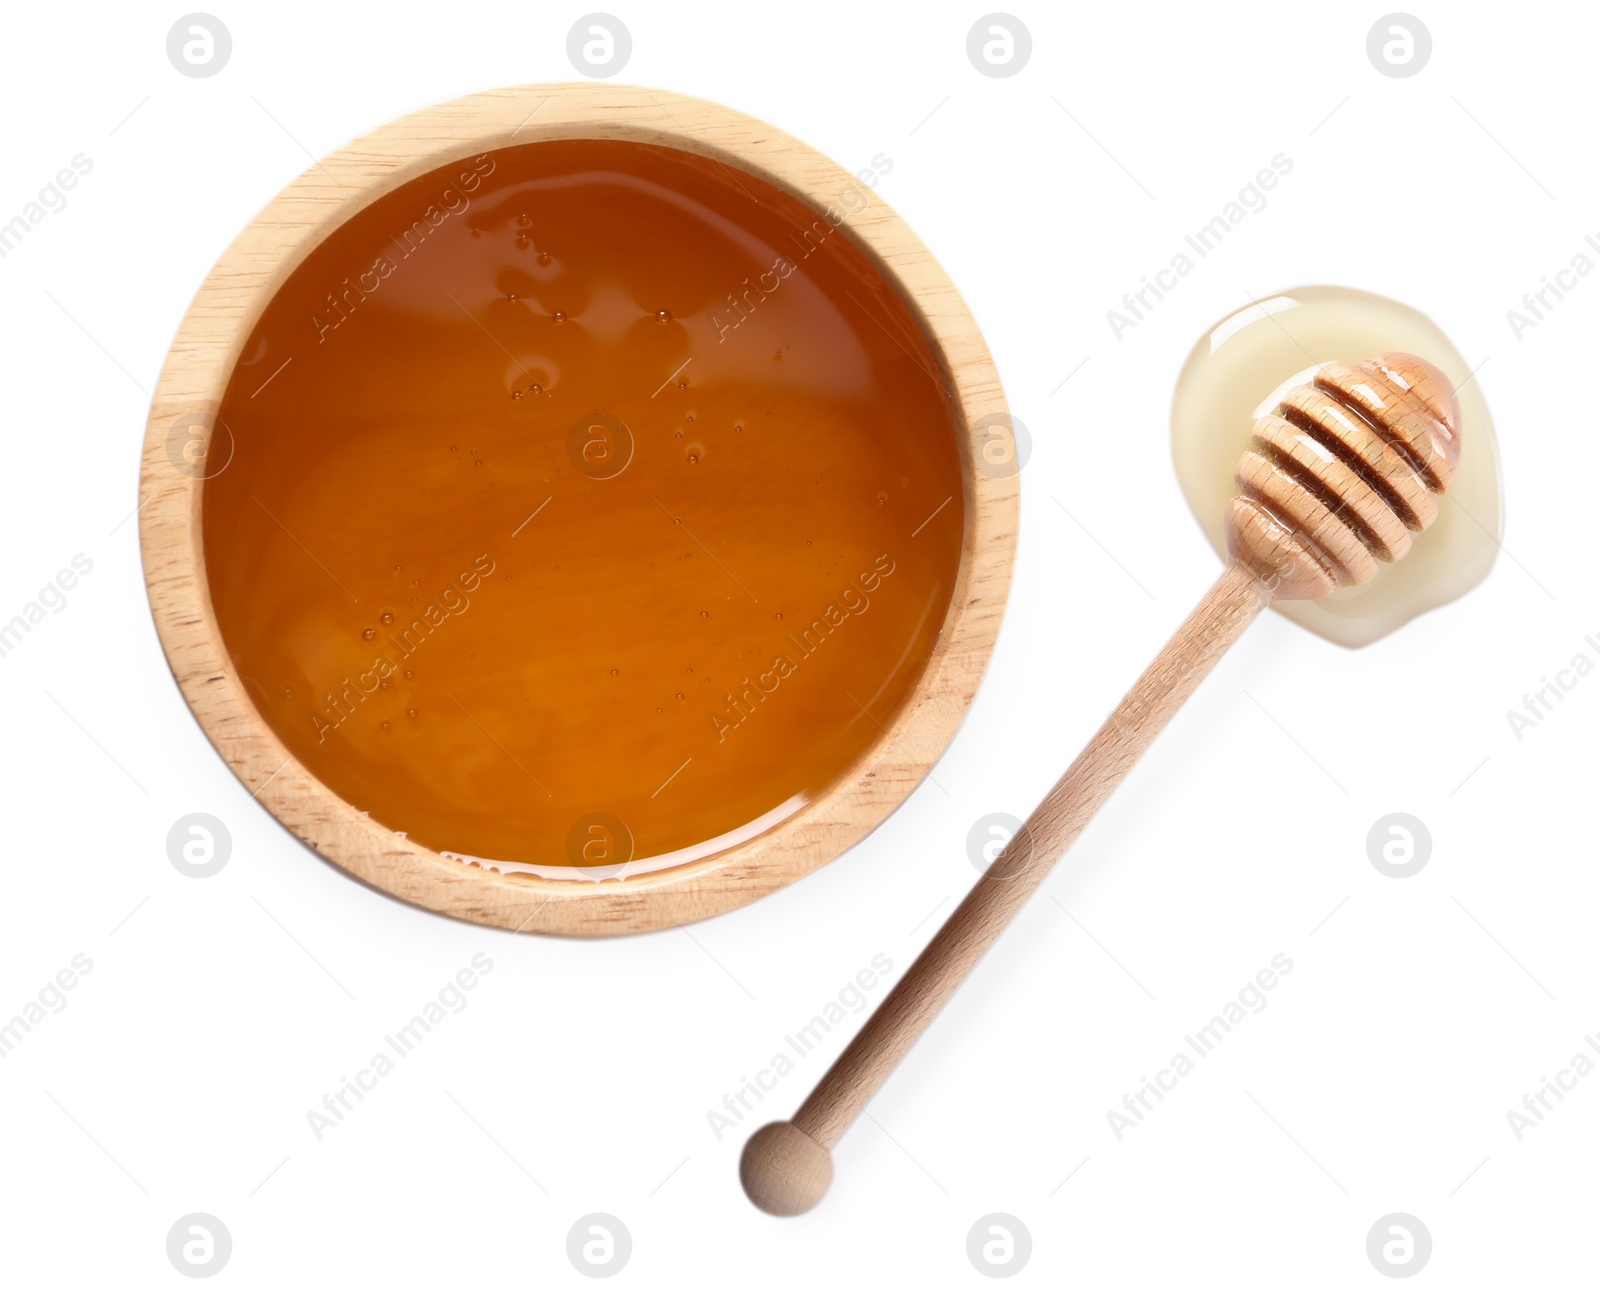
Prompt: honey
<box><xmin>1171</xmin><ymin>286</ymin><xmax>1503</xmax><ymax>647</ymax></box>
<box><xmin>205</xmin><ymin>139</ymin><xmax>966</xmax><ymax>874</ymax></box>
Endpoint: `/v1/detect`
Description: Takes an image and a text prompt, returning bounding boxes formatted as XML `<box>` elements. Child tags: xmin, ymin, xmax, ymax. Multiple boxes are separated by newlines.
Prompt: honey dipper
<box><xmin>741</xmin><ymin>353</ymin><xmax>1463</xmax><ymax>1215</ymax></box>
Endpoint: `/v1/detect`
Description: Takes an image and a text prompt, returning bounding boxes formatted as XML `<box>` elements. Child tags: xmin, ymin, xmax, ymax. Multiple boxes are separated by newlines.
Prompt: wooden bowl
<box><xmin>140</xmin><ymin>83</ymin><xmax>1017</xmax><ymax>935</ymax></box>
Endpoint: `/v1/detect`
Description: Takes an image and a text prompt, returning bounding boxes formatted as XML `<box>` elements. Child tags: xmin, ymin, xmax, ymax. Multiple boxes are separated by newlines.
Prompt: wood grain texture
<box><xmin>792</xmin><ymin>562</ymin><xmax>1269</xmax><ymax>1149</ymax></box>
<box><xmin>139</xmin><ymin>83</ymin><xmax>1018</xmax><ymax>936</ymax></box>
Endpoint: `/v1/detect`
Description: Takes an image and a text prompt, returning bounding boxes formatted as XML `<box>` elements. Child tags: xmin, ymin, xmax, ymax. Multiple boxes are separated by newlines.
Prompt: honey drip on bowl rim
<box><xmin>206</xmin><ymin>139</ymin><xmax>967</xmax><ymax>875</ymax></box>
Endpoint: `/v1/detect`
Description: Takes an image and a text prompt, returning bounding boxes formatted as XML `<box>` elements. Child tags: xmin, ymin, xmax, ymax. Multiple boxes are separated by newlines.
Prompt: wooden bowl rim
<box><xmin>139</xmin><ymin>82</ymin><xmax>1018</xmax><ymax>935</ymax></box>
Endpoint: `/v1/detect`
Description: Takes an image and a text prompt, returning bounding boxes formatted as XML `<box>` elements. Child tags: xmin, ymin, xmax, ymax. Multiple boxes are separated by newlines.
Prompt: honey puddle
<box><xmin>1172</xmin><ymin>286</ymin><xmax>1503</xmax><ymax>647</ymax></box>
<box><xmin>206</xmin><ymin>139</ymin><xmax>966</xmax><ymax>874</ymax></box>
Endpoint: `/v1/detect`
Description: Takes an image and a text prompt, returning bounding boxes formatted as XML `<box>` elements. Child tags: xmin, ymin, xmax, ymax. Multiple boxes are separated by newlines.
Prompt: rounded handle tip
<box><xmin>740</xmin><ymin>1121</ymin><xmax>833</xmax><ymax>1216</ymax></box>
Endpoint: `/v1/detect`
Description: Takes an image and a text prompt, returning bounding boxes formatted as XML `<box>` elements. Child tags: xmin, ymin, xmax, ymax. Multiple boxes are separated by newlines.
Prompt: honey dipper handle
<box><xmin>799</xmin><ymin>562</ymin><xmax>1270</xmax><ymax>1148</ymax></box>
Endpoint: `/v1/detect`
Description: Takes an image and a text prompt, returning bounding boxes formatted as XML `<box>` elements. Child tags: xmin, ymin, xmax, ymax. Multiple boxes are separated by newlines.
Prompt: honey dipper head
<box><xmin>1226</xmin><ymin>352</ymin><xmax>1462</xmax><ymax>601</ymax></box>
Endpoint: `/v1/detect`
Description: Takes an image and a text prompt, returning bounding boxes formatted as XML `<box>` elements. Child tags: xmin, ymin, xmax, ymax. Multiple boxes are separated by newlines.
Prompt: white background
<box><xmin>2</xmin><ymin>1</ymin><xmax>1595</xmax><ymax>1287</ymax></box>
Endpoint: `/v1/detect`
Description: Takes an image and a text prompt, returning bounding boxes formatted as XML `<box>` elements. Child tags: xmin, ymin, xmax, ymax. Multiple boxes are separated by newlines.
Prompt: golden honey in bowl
<box><xmin>205</xmin><ymin>138</ymin><xmax>967</xmax><ymax>875</ymax></box>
